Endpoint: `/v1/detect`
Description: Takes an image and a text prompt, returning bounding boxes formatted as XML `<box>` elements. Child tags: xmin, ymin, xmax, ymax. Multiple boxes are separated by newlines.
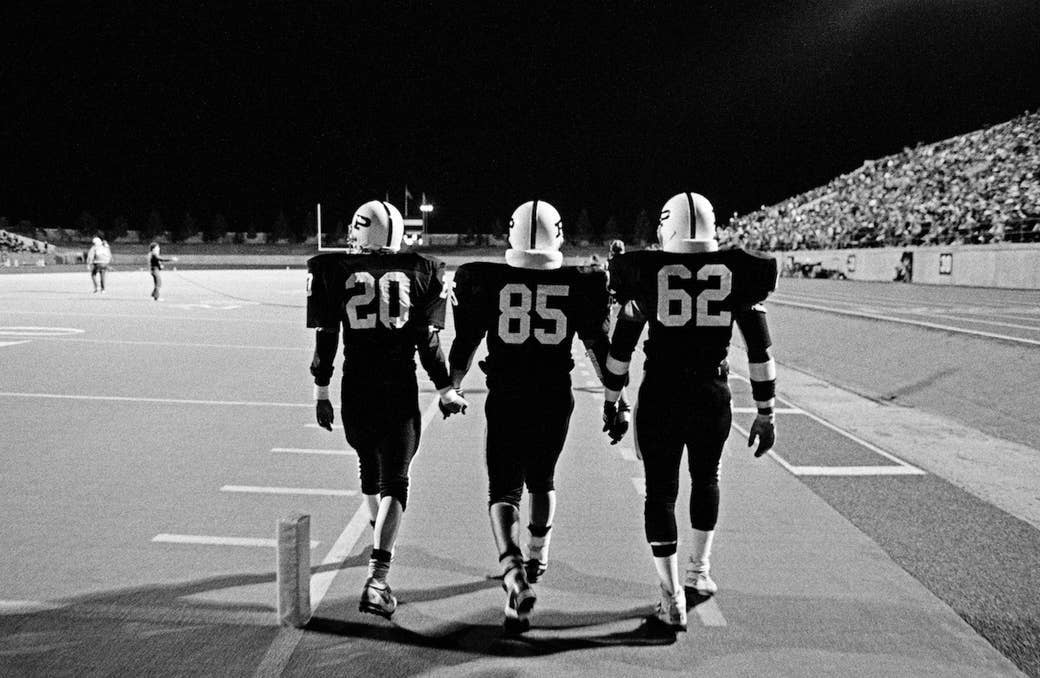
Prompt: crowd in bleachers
<box><xmin>724</xmin><ymin>111</ymin><xmax>1040</xmax><ymax>250</ymax></box>
<box><xmin>1</xmin><ymin>230</ymin><xmax>49</xmax><ymax>254</ymax></box>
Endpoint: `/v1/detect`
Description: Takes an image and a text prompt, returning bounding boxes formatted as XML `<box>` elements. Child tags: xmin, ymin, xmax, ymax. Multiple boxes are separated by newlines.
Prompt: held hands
<box><xmin>747</xmin><ymin>412</ymin><xmax>776</xmax><ymax>457</ymax></box>
<box><xmin>315</xmin><ymin>399</ymin><xmax>335</xmax><ymax>431</ymax></box>
<box><xmin>438</xmin><ymin>387</ymin><xmax>468</xmax><ymax>419</ymax></box>
<box><xmin>602</xmin><ymin>397</ymin><xmax>631</xmax><ymax>445</ymax></box>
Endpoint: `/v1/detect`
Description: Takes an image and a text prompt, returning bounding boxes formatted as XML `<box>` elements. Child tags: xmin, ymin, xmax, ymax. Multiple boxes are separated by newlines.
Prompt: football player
<box><xmin>307</xmin><ymin>200</ymin><xmax>468</xmax><ymax>619</ymax></box>
<box><xmin>601</xmin><ymin>192</ymin><xmax>777</xmax><ymax>630</ymax></box>
<box><xmin>448</xmin><ymin>200</ymin><xmax>625</xmax><ymax>632</ymax></box>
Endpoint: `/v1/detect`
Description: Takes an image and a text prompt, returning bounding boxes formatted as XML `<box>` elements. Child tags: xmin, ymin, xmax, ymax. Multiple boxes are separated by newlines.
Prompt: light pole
<box><xmin>420</xmin><ymin>201</ymin><xmax>433</xmax><ymax>246</ymax></box>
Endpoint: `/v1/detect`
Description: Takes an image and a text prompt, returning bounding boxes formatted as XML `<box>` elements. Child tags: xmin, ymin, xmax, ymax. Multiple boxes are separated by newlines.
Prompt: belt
<box><xmin>648</xmin><ymin>360</ymin><xmax>729</xmax><ymax>379</ymax></box>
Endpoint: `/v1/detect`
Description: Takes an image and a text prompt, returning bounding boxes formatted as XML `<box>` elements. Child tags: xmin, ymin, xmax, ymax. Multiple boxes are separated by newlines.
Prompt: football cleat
<box><xmin>502</xmin><ymin>569</ymin><xmax>537</xmax><ymax>633</ymax></box>
<box><xmin>350</xmin><ymin>200</ymin><xmax>405</xmax><ymax>252</ymax></box>
<box><xmin>653</xmin><ymin>585</ymin><xmax>688</xmax><ymax>631</ymax></box>
<box><xmin>657</xmin><ymin>192</ymin><xmax>718</xmax><ymax>253</ymax></box>
<box><xmin>684</xmin><ymin>567</ymin><xmax>718</xmax><ymax>597</ymax></box>
<box><xmin>359</xmin><ymin>577</ymin><xmax>398</xmax><ymax>619</ymax></box>
<box><xmin>523</xmin><ymin>558</ymin><xmax>547</xmax><ymax>583</ymax></box>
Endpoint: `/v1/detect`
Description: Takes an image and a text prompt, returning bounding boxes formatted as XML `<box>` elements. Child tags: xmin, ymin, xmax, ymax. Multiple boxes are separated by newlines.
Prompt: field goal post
<box><xmin>316</xmin><ymin>203</ymin><xmax>355</xmax><ymax>253</ymax></box>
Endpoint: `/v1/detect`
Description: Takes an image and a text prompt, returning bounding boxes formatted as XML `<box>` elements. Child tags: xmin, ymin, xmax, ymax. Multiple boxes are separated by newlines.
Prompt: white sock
<box><xmin>528</xmin><ymin>528</ymin><xmax>552</xmax><ymax>563</ymax></box>
<box><xmin>689</xmin><ymin>529</ymin><xmax>715</xmax><ymax>571</ymax></box>
<box><xmin>652</xmin><ymin>551</ymin><xmax>680</xmax><ymax>594</ymax></box>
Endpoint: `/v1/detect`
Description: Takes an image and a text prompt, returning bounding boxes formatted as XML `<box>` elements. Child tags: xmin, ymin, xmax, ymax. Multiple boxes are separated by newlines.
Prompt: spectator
<box><xmin>86</xmin><ymin>236</ymin><xmax>112</xmax><ymax>293</ymax></box>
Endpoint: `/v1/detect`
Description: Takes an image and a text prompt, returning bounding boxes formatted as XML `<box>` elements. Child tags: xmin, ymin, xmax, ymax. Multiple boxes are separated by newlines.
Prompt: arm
<box><xmin>602</xmin><ymin>301</ymin><xmax>646</xmax><ymax>404</ymax></box>
<box><xmin>446</xmin><ymin>269</ymin><xmax>487</xmax><ymax>389</ymax></box>
<box><xmin>735</xmin><ymin>304</ymin><xmax>776</xmax><ymax>456</ymax></box>
<box><xmin>310</xmin><ymin>326</ymin><xmax>339</xmax><ymax>430</ymax></box>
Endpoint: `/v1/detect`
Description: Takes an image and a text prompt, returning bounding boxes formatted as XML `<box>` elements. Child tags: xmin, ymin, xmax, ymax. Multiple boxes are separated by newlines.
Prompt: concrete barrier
<box><xmin>780</xmin><ymin>243</ymin><xmax>1040</xmax><ymax>289</ymax></box>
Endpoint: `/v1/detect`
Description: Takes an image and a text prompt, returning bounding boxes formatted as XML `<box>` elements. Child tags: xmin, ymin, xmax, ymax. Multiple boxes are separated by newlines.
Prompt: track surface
<box><xmin>0</xmin><ymin>269</ymin><xmax>1036</xmax><ymax>677</ymax></box>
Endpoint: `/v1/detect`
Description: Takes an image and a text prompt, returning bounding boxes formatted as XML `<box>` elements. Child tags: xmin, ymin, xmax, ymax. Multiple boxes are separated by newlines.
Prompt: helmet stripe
<box><xmin>530</xmin><ymin>199</ymin><xmax>539</xmax><ymax>249</ymax></box>
<box><xmin>685</xmin><ymin>192</ymin><xmax>696</xmax><ymax>240</ymax></box>
<box><xmin>380</xmin><ymin>201</ymin><xmax>394</xmax><ymax>247</ymax></box>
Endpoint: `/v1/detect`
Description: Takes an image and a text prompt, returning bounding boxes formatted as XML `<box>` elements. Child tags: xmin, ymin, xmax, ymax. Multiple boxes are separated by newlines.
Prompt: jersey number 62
<box><xmin>657</xmin><ymin>263</ymin><xmax>732</xmax><ymax>327</ymax></box>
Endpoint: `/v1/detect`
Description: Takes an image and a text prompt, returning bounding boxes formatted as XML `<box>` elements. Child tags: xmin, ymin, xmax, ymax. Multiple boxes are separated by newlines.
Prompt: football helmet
<box><xmin>658</xmin><ymin>192</ymin><xmax>718</xmax><ymax>253</ymax></box>
<box><xmin>505</xmin><ymin>200</ymin><xmax>564</xmax><ymax>269</ymax></box>
<box><xmin>350</xmin><ymin>200</ymin><xmax>405</xmax><ymax>252</ymax></box>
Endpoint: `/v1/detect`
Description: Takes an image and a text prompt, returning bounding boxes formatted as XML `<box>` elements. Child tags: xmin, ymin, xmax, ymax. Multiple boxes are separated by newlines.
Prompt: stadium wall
<box><xmin>781</xmin><ymin>243</ymin><xmax>1040</xmax><ymax>289</ymax></box>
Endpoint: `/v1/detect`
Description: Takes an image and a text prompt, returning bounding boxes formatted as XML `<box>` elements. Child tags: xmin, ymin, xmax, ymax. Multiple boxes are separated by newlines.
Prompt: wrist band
<box><xmin>314</xmin><ymin>385</ymin><xmax>330</xmax><ymax>400</ymax></box>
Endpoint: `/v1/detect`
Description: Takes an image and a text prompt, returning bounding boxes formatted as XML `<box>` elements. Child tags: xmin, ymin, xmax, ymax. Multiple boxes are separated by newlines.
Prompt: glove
<box><xmin>602</xmin><ymin>398</ymin><xmax>631</xmax><ymax>445</ymax></box>
<box><xmin>315</xmin><ymin>399</ymin><xmax>335</xmax><ymax>431</ymax></box>
<box><xmin>747</xmin><ymin>412</ymin><xmax>776</xmax><ymax>457</ymax></box>
<box><xmin>438</xmin><ymin>387</ymin><xmax>468</xmax><ymax>419</ymax></box>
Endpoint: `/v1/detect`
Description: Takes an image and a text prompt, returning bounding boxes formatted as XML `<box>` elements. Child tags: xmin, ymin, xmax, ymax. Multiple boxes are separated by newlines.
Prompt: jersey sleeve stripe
<box><xmin>748</xmin><ymin>359</ymin><xmax>776</xmax><ymax>382</ymax></box>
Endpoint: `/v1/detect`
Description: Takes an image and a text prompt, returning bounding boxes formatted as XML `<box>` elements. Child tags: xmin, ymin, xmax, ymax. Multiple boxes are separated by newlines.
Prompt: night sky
<box><xmin>2</xmin><ymin>1</ymin><xmax>1039</xmax><ymax>234</ymax></box>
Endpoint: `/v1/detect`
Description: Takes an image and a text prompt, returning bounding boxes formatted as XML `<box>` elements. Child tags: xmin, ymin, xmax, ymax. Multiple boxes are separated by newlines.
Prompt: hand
<box><xmin>602</xmin><ymin>399</ymin><xmax>631</xmax><ymax>445</ymax></box>
<box><xmin>438</xmin><ymin>388</ymin><xmax>468</xmax><ymax>419</ymax></box>
<box><xmin>747</xmin><ymin>412</ymin><xmax>776</xmax><ymax>457</ymax></box>
<box><xmin>315</xmin><ymin>399</ymin><xmax>335</xmax><ymax>431</ymax></box>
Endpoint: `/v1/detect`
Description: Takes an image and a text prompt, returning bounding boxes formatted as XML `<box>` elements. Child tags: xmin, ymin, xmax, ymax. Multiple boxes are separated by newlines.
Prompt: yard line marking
<box><xmin>731</xmin><ymin>422</ymin><xmax>926</xmax><ymax>477</ymax></box>
<box><xmin>693</xmin><ymin>598</ymin><xmax>727</xmax><ymax>626</ymax></box>
<box><xmin>152</xmin><ymin>534</ymin><xmax>320</xmax><ymax>549</ymax></box>
<box><xmin>732</xmin><ymin>406</ymin><xmax>802</xmax><ymax>414</ymax></box>
<box><xmin>630</xmin><ymin>477</ymin><xmax>646</xmax><ymax>497</ymax></box>
<box><xmin>0</xmin><ymin>340</ymin><xmax>30</xmax><ymax>349</ymax></box>
<box><xmin>254</xmin><ymin>394</ymin><xmax>441</xmax><ymax>678</ymax></box>
<box><xmin>0</xmin><ymin>309</ymin><xmax>297</xmax><ymax>325</ymax></box>
<box><xmin>305</xmin><ymin>422</ymin><xmax>343</xmax><ymax>430</ymax></box>
<box><xmin>272</xmin><ymin>447</ymin><xmax>354</xmax><ymax>456</ymax></box>
<box><xmin>0</xmin><ymin>392</ymin><xmax>311</xmax><ymax>408</ymax></box>
<box><xmin>0</xmin><ymin>600</ymin><xmax>67</xmax><ymax>615</ymax></box>
<box><xmin>618</xmin><ymin>447</ymin><xmax>639</xmax><ymax>462</ymax></box>
<box><xmin>770</xmin><ymin>298</ymin><xmax>1040</xmax><ymax>347</ymax></box>
<box><xmin>42</xmin><ymin>337</ymin><xmax>310</xmax><ymax>352</ymax></box>
<box><xmin>221</xmin><ymin>485</ymin><xmax>359</xmax><ymax>496</ymax></box>
<box><xmin>782</xmin><ymin>465</ymin><xmax>925</xmax><ymax>476</ymax></box>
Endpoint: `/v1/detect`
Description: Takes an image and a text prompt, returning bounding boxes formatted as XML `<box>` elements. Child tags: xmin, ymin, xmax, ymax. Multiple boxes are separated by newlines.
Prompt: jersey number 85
<box><xmin>497</xmin><ymin>283</ymin><xmax>569</xmax><ymax>345</ymax></box>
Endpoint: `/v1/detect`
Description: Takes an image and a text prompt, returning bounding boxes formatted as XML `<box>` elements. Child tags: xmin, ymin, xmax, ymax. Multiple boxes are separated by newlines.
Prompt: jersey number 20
<box><xmin>498</xmin><ymin>283</ymin><xmax>569</xmax><ymax>344</ymax></box>
<box><xmin>344</xmin><ymin>271</ymin><xmax>410</xmax><ymax>329</ymax></box>
<box><xmin>657</xmin><ymin>264</ymin><xmax>731</xmax><ymax>327</ymax></box>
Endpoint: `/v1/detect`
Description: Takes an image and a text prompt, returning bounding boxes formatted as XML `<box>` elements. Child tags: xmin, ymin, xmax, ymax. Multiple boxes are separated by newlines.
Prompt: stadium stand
<box><xmin>725</xmin><ymin>111</ymin><xmax>1040</xmax><ymax>251</ymax></box>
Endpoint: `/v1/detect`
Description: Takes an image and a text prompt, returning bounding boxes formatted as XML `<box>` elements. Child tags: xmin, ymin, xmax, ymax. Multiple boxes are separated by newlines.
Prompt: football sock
<box><xmin>527</xmin><ymin>523</ymin><xmax>552</xmax><ymax>563</ymax></box>
<box><xmin>689</xmin><ymin>529</ymin><xmax>715</xmax><ymax>571</ymax></box>
<box><xmin>368</xmin><ymin>548</ymin><xmax>392</xmax><ymax>585</ymax></box>
<box><xmin>650</xmin><ymin>543</ymin><xmax>680</xmax><ymax>594</ymax></box>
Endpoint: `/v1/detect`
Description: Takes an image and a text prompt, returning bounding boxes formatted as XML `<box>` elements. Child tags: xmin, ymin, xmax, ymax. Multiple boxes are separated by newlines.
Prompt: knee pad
<box><xmin>644</xmin><ymin>498</ymin><xmax>677</xmax><ymax>545</ymax></box>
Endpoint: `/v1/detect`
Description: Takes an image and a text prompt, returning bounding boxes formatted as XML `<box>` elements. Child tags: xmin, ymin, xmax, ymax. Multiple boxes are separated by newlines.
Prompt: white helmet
<box><xmin>350</xmin><ymin>200</ymin><xmax>404</xmax><ymax>252</ymax></box>
<box><xmin>658</xmin><ymin>192</ymin><xmax>718</xmax><ymax>253</ymax></box>
<box><xmin>505</xmin><ymin>200</ymin><xmax>564</xmax><ymax>269</ymax></box>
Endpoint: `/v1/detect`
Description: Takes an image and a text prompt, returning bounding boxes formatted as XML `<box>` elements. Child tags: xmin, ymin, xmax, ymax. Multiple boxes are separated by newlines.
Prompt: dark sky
<box><xmin>2</xmin><ymin>1</ymin><xmax>1038</xmax><ymax>233</ymax></box>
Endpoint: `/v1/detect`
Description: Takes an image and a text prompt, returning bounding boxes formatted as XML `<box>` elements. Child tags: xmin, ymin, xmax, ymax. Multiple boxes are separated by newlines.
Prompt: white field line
<box><xmin>731</xmin><ymin>422</ymin><xmax>925</xmax><ymax>477</ymax></box>
<box><xmin>272</xmin><ymin>447</ymin><xmax>355</xmax><ymax>456</ymax></box>
<box><xmin>770</xmin><ymin>298</ymin><xmax>1040</xmax><ymax>346</ymax></box>
<box><xmin>152</xmin><ymin>534</ymin><xmax>320</xmax><ymax>549</ymax></box>
<box><xmin>0</xmin><ymin>600</ymin><xmax>67</xmax><ymax>615</ymax></box>
<box><xmin>220</xmin><ymin>485</ymin><xmax>359</xmax><ymax>497</ymax></box>
<box><xmin>929</xmin><ymin>313</ymin><xmax>1040</xmax><ymax>332</ymax></box>
<box><xmin>732</xmin><ymin>406</ymin><xmax>802</xmax><ymax>414</ymax></box>
<box><xmin>693</xmin><ymin>598</ymin><xmax>728</xmax><ymax>626</ymax></box>
<box><xmin>253</xmin><ymin>395</ymin><xmax>441</xmax><ymax>678</ymax></box>
<box><xmin>0</xmin><ymin>309</ymin><xmax>297</xmax><ymax>325</ymax></box>
<box><xmin>304</xmin><ymin>422</ymin><xmax>343</xmax><ymax>430</ymax></box>
<box><xmin>0</xmin><ymin>392</ymin><xmax>311</xmax><ymax>408</ymax></box>
<box><xmin>618</xmin><ymin>446</ymin><xmax>639</xmax><ymax>462</ymax></box>
<box><xmin>0</xmin><ymin>340</ymin><xmax>31</xmax><ymax>348</ymax></box>
<box><xmin>41</xmin><ymin>337</ymin><xmax>310</xmax><ymax>352</ymax></box>
<box><xmin>630</xmin><ymin>477</ymin><xmax>646</xmax><ymax>497</ymax></box>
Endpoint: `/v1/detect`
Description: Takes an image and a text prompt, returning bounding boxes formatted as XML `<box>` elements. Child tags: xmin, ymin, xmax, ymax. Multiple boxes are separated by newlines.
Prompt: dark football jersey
<box><xmin>609</xmin><ymin>247</ymin><xmax>777</xmax><ymax>368</ymax></box>
<box><xmin>451</xmin><ymin>262</ymin><xmax>610</xmax><ymax>378</ymax></box>
<box><xmin>307</xmin><ymin>252</ymin><xmax>446</xmax><ymax>374</ymax></box>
